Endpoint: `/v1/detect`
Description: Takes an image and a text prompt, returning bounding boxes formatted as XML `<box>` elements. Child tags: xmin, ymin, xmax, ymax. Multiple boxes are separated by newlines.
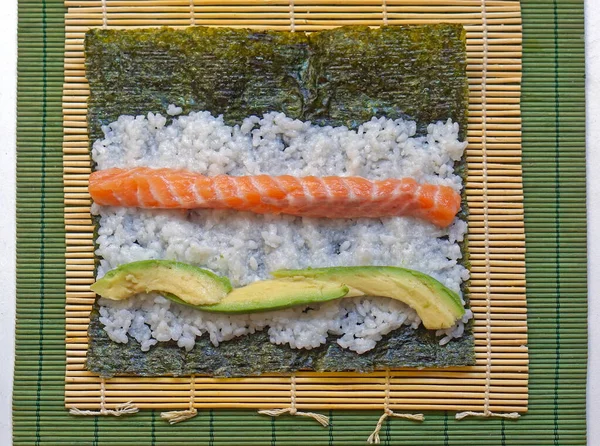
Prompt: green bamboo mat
<box><xmin>14</xmin><ymin>0</ymin><xmax>587</xmax><ymax>444</ymax></box>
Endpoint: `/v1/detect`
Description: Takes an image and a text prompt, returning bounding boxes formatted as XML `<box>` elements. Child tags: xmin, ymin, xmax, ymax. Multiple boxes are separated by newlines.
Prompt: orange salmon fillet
<box><xmin>89</xmin><ymin>167</ymin><xmax>462</xmax><ymax>228</ymax></box>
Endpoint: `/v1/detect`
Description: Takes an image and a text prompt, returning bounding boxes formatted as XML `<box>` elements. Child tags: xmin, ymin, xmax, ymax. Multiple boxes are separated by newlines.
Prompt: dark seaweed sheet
<box><xmin>304</xmin><ymin>26</ymin><xmax>469</xmax><ymax>137</ymax></box>
<box><xmin>85</xmin><ymin>24</ymin><xmax>473</xmax><ymax>377</ymax></box>
<box><xmin>86</xmin><ymin>27</ymin><xmax>310</xmax><ymax>144</ymax></box>
<box><xmin>88</xmin><ymin>308</ymin><xmax>473</xmax><ymax>377</ymax></box>
<box><xmin>85</xmin><ymin>25</ymin><xmax>468</xmax><ymax>138</ymax></box>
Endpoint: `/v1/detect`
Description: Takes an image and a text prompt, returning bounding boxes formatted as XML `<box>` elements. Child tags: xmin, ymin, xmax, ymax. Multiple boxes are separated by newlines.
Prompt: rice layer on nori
<box><xmin>85</xmin><ymin>24</ymin><xmax>473</xmax><ymax>377</ymax></box>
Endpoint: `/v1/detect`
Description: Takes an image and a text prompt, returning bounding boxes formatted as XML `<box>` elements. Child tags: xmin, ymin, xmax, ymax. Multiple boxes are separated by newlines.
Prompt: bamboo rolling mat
<box><xmin>63</xmin><ymin>0</ymin><xmax>527</xmax><ymax>417</ymax></box>
<box><xmin>14</xmin><ymin>0</ymin><xmax>586</xmax><ymax>444</ymax></box>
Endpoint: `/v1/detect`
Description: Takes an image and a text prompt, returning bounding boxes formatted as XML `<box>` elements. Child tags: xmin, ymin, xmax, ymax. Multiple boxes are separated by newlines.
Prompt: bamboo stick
<box><xmin>62</xmin><ymin>0</ymin><xmax>526</xmax><ymax>414</ymax></box>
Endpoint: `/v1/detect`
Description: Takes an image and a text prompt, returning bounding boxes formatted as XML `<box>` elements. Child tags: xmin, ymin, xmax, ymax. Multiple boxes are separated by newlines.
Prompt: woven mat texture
<box><xmin>14</xmin><ymin>0</ymin><xmax>586</xmax><ymax>444</ymax></box>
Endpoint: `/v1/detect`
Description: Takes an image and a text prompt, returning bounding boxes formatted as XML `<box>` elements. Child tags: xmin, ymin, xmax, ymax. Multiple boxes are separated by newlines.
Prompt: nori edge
<box><xmin>85</xmin><ymin>24</ymin><xmax>473</xmax><ymax>377</ymax></box>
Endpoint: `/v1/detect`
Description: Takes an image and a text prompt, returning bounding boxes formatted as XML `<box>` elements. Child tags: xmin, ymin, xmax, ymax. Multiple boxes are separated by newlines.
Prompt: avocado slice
<box><xmin>272</xmin><ymin>266</ymin><xmax>465</xmax><ymax>330</ymax></box>
<box><xmin>91</xmin><ymin>260</ymin><xmax>233</xmax><ymax>306</ymax></box>
<box><xmin>92</xmin><ymin>261</ymin><xmax>463</xmax><ymax>327</ymax></box>
<box><xmin>190</xmin><ymin>278</ymin><xmax>349</xmax><ymax>314</ymax></box>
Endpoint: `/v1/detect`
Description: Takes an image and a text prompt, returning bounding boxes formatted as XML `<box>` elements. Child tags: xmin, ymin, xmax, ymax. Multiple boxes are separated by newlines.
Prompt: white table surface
<box><xmin>0</xmin><ymin>0</ymin><xmax>595</xmax><ymax>444</ymax></box>
<box><xmin>1</xmin><ymin>1</ymin><xmax>18</xmax><ymax>445</ymax></box>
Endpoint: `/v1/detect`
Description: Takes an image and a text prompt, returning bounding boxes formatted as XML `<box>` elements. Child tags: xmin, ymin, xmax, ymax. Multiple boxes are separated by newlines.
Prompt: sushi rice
<box><xmin>93</xmin><ymin>109</ymin><xmax>472</xmax><ymax>354</ymax></box>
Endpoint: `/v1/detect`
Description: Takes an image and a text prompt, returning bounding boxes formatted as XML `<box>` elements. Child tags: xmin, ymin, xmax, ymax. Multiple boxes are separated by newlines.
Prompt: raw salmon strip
<box><xmin>89</xmin><ymin>167</ymin><xmax>462</xmax><ymax>228</ymax></box>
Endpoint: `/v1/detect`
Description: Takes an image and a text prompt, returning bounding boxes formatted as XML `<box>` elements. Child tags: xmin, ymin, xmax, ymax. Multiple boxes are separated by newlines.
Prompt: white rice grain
<box><xmin>93</xmin><ymin>110</ymin><xmax>471</xmax><ymax>353</ymax></box>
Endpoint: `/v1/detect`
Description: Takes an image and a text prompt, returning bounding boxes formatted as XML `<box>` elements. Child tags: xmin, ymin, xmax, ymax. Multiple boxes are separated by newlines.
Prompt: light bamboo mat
<box><xmin>62</xmin><ymin>0</ymin><xmax>527</xmax><ymax>416</ymax></box>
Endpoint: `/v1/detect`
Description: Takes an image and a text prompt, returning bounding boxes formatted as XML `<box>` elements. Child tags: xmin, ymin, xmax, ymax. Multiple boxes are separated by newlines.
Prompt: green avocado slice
<box><xmin>91</xmin><ymin>260</ymin><xmax>232</xmax><ymax>305</ymax></box>
<box><xmin>185</xmin><ymin>278</ymin><xmax>349</xmax><ymax>314</ymax></box>
<box><xmin>91</xmin><ymin>261</ymin><xmax>463</xmax><ymax>328</ymax></box>
<box><xmin>272</xmin><ymin>266</ymin><xmax>465</xmax><ymax>330</ymax></box>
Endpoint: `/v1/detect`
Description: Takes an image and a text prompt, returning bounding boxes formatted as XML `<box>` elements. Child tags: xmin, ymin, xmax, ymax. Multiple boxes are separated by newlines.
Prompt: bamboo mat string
<box><xmin>62</xmin><ymin>1</ymin><xmax>527</xmax><ymax>417</ymax></box>
<box><xmin>382</xmin><ymin>0</ymin><xmax>389</xmax><ymax>26</ymax></box>
<box><xmin>289</xmin><ymin>0</ymin><xmax>296</xmax><ymax>32</ymax></box>
<box><xmin>189</xmin><ymin>0</ymin><xmax>196</xmax><ymax>26</ymax></box>
<box><xmin>160</xmin><ymin>375</ymin><xmax>198</xmax><ymax>424</ymax></box>
<box><xmin>367</xmin><ymin>369</ymin><xmax>424</xmax><ymax>444</ymax></box>
<box><xmin>101</xmin><ymin>0</ymin><xmax>107</xmax><ymax>29</ymax></box>
<box><xmin>258</xmin><ymin>374</ymin><xmax>329</xmax><ymax>427</ymax></box>
<box><xmin>456</xmin><ymin>0</ymin><xmax>520</xmax><ymax>422</ymax></box>
<box><xmin>69</xmin><ymin>379</ymin><xmax>139</xmax><ymax>417</ymax></box>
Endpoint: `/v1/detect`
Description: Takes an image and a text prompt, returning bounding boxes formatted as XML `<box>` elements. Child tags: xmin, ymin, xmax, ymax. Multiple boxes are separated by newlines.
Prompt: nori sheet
<box><xmin>304</xmin><ymin>26</ymin><xmax>469</xmax><ymax>137</ymax></box>
<box><xmin>87</xmin><ymin>309</ymin><xmax>473</xmax><ymax>377</ymax></box>
<box><xmin>85</xmin><ymin>27</ymin><xmax>310</xmax><ymax>143</ymax></box>
<box><xmin>85</xmin><ymin>24</ymin><xmax>474</xmax><ymax>377</ymax></box>
<box><xmin>85</xmin><ymin>25</ymin><xmax>468</xmax><ymax>138</ymax></box>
